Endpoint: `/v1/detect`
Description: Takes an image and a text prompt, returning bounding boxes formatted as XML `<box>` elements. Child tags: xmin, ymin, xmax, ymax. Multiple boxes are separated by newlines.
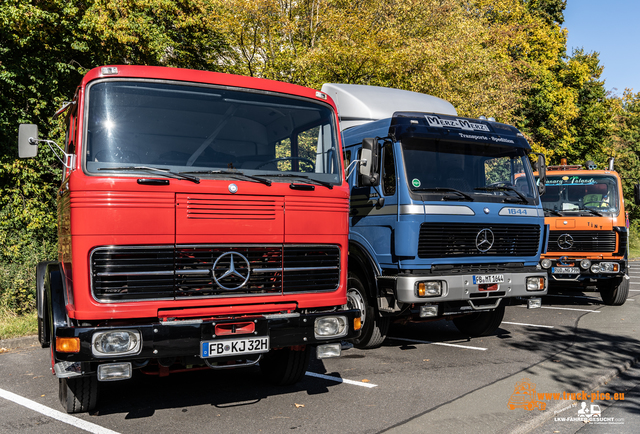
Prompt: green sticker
<box><xmin>412</xmin><ymin>178</ymin><xmax>421</xmax><ymax>188</ymax></box>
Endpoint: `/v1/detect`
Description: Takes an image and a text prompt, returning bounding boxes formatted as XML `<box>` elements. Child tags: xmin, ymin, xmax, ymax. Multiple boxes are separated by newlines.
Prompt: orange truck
<box><xmin>538</xmin><ymin>158</ymin><xmax>638</xmax><ymax>305</ymax></box>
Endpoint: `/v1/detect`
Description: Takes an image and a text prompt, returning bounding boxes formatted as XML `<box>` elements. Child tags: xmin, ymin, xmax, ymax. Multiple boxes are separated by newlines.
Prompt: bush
<box><xmin>0</xmin><ymin>239</ymin><xmax>57</xmax><ymax>315</ymax></box>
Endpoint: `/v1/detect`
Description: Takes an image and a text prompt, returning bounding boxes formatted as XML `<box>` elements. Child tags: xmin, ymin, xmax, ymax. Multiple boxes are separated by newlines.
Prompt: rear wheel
<box><xmin>601</xmin><ymin>277</ymin><xmax>629</xmax><ymax>306</ymax></box>
<box><xmin>59</xmin><ymin>376</ymin><xmax>98</xmax><ymax>414</ymax></box>
<box><xmin>347</xmin><ymin>271</ymin><xmax>389</xmax><ymax>349</ymax></box>
<box><xmin>260</xmin><ymin>346</ymin><xmax>311</xmax><ymax>386</ymax></box>
<box><xmin>453</xmin><ymin>304</ymin><xmax>505</xmax><ymax>337</ymax></box>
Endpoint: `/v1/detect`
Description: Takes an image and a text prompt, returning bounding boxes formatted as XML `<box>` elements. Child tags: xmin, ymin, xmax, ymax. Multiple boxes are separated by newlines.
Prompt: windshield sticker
<box><xmin>456</xmin><ymin>133</ymin><xmax>515</xmax><ymax>144</ymax></box>
<box><xmin>547</xmin><ymin>176</ymin><xmax>597</xmax><ymax>185</ymax></box>
<box><xmin>425</xmin><ymin>115</ymin><xmax>490</xmax><ymax>132</ymax></box>
<box><xmin>412</xmin><ymin>178</ymin><xmax>421</xmax><ymax>188</ymax></box>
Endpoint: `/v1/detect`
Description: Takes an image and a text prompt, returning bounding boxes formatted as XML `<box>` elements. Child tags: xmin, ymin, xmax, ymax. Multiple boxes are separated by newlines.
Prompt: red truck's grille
<box><xmin>90</xmin><ymin>245</ymin><xmax>340</xmax><ymax>302</ymax></box>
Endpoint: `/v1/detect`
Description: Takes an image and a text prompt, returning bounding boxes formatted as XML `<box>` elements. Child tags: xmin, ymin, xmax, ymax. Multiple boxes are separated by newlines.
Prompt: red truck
<box><xmin>18</xmin><ymin>65</ymin><xmax>360</xmax><ymax>413</ymax></box>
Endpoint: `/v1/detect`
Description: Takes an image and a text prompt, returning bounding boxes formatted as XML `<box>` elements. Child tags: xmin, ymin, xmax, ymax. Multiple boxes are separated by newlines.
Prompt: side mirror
<box><xmin>634</xmin><ymin>184</ymin><xmax>640</xmax><ymax>206</ymax></box>
<box><xmin>536</xmin><ymin>153</ymin><xmax>546</xmax><ymax>196</ymax></box>
<box><xmin>359</xmin><ymin>138</ymin><xmax>380</xmax><ymax>186</ymax></box>
<box><xmin>18</xmin><ymin>124</ymin><xmax>39</xmax><ymax>158</ymax></box>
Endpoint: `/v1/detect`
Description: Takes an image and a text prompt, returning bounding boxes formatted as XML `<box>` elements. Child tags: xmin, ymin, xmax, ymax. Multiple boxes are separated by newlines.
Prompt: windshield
<box><xmin>84</xmin><ymin>81</ymin><xmax>341</xmax><ymax>184</ymax></box>
<box><xmin>401</xmin><ymin>138</ymin><xmax>538</xmax><ymax>205</ymax></box>
<box><xmin>540</xmin><ymin>174</ymin><xmax>619</xmax><ymax>214</ymax></box>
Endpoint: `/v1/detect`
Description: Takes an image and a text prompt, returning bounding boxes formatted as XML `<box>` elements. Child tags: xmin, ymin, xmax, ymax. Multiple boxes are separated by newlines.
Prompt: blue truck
<box><xmin>322</xmin><ymin>84</ymin><xmax>549</xmax><ymax>348</ymax></box>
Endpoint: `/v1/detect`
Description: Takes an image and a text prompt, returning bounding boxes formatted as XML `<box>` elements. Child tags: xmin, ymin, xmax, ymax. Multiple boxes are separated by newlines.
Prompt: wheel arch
<box><xmin>348</xmin><ymin>240</ymin><xmax>380</xmax><ymax>300</ymax></box>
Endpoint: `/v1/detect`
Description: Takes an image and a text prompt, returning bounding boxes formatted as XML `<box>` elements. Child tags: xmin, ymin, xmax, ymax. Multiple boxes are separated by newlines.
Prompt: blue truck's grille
<box><xmin>418</xmin><ymin>223</ymin><xmax>540</xmax><ymax>258</ymax></box>
<box><xmin>548</xmin><ymin>231</ymin><xmax>617</xmax><ymax>253</ymax></box>
<box><xmin>91</xmin><ymin>245</ymin><xmax>340</xmax><ymax>302</ymax></box>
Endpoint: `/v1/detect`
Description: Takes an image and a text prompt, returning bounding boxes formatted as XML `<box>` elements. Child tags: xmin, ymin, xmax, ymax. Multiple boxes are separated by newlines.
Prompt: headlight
<box><xmin>416</xmin><ymin>281</ymin><xmax>443</xmax><ymax>297</ymax></box>
<box><xmin>595</xmin><ymin>262</ymin><xmax>619</xmax><ymax>273</ymax></box>
<box><xmin>540</xmin><ymin>259</ymin><xmax>552</xmax><ymax>269</ymax></box>
<box><xmin>314</xmin><ymin>316</ymin><xmax>348</xmax><ymax>339</ymax></box>
<box><xmin>526</xmin><ymin>277</ymin><xmax>546</xmax><ymax>291</ymax></box>
<box><xmin>580</xmin><ymin>259</ymin><xmax>591</xmax><ymax>269</ymax></box>
<box><xmin>92</xmin><ymin>330</ymin><xmax>141</xmax><ymax>357</ymax></box>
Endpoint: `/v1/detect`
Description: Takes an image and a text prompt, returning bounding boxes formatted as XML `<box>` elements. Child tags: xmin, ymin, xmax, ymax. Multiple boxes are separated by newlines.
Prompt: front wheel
<box><xmin>601</xmin><ymin>277</ymin><xmax>629</xmax><ymax>306</ymax></box>
<box><xmin>453</xmin><ymin>304</ymin><xmax>505</xmax><ymax>337</ymax></box>
<box><xmin>59</xmin><ymin>376</ymin><xmax>98</xmax><ymax>414</ymax></box>
<box><xmin>347</xmin><ymin>272</ymin><xmax>389</xmax><ymax>349</ymax></box>
<box><xmin>260</xmin><ymin>346</ymin><xmax>311</xmax><ymax>386</ymax></box>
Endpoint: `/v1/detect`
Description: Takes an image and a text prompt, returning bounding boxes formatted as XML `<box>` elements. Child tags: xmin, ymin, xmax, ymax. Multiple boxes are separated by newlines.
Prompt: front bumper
<box><xmin>53</xmin><ymin>309</ymin><xmax>361</xmax><ymax>366</ymax></box>
<box><xmin>542</xmin><ymin>258</ymin><xmax>627</xmax><ymax>283</ymax></box>
<box><xmin>391</xmin><ymin>271</ymin><xmax>547</xmax><ymax>308</ymax></box>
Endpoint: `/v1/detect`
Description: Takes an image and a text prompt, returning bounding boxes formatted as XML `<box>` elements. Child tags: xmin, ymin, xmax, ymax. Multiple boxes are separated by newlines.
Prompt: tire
<box><xmin>59</xmin><ymin>376</ymin><xmax>98</xmax><ymax>413</ymax></box>
<box><xmin>601</xmin><ymin>277</ymin><xmax>629</xmax><ymax>306</ymax></box>
<box><xmin>260</xmin><ymin>346</ymin><xmax>311</xmax><ymax>386</ymax></box>
<box><xmin>36</xmin><ymin>262</ymin><xmax>54</xmax><ymax>348</ymax></box>
<box><xmin>453</xmin><ymin>304</ymin><xmax>505</xmax><ymax>337</ymax></box>
<box><xmin>347</xmin><ymin>271</ymin><xmax>389</xmax><ymax>349</ymax></box>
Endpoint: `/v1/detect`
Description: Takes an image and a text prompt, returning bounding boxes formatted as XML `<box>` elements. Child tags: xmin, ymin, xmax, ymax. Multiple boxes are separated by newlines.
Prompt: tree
<box><xmin>0</xmin><ymin>0</ymin><xmax>226</xmax><ymax>312</ymax></box>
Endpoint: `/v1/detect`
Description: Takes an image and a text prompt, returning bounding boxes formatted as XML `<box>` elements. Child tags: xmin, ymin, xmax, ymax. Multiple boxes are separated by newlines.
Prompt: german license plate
<box><xmin>473</xmin><ymin>274</ymin><xmax>505</xmax><ymax>284</ymax></box>
<box><xmin>201</xmin><ymin>336</ymin><xmax>269</xmax><ymax>358</ymax></box>
<box><xmin>551</xmin><ymin>267</ymin><xmax>580</xmax><ymax>274</ymax></box>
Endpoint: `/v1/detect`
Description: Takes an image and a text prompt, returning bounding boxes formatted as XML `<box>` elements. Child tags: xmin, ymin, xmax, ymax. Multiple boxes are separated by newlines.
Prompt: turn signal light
<box><xmin>354</xmin><ymin>317</ymin><xmax>362</xmax><ymax>331</ymax></box>
<box><xmin>56</xmin><ymin>337</ymin><xmax>80</xmax><ymax>353</ymax></box>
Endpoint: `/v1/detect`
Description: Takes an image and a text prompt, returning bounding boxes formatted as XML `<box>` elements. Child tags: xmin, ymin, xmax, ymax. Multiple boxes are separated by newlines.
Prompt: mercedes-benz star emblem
<box><xmin>557</xmin><ymin>233</ymin><xmax>574</xmax><ymax>250</ymax></box>
<box><xmin>212</xmin><ymin>252</ymin><xmax>251</xmax><ymax>290</ymax></box>
<box><xmin>475</xmin><ymin>228</ymin><xmax>495</xmax><ymax>252</ymax></box>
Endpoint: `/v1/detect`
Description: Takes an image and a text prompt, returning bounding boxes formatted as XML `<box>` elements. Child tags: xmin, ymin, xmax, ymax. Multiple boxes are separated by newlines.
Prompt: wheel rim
<box><xmin>347</xmin><ymin>288</ymin><xmax>366</xmax><ymax>326</ymax></box>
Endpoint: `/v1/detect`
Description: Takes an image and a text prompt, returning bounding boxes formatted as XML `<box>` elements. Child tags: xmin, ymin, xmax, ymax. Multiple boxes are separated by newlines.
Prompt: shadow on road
<box><xmin>94</xmin><ymin>356</ymin><xmax>340</xmax><ymax>418</ymax></box>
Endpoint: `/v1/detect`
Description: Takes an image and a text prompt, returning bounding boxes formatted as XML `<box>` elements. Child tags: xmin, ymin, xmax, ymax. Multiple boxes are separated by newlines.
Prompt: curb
<box><xmin>510</xmin><ymin>352</ymin><xmax>640</xmax><ymax>433</ymax></box>
<box><xmin>0</xmin><ymin>335</ymin><xmax>39</xmax><ymax>352</ymax></box>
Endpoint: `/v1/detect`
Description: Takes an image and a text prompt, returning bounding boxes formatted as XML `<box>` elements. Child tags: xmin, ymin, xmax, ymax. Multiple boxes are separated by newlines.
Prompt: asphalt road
<box><xmin>1</xmin><ymin>264</ymin><xmax>639</xmax><ymax>434</ymax></box>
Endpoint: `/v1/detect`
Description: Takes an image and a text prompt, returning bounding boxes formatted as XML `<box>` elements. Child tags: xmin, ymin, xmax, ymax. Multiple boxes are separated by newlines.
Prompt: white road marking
<box><xmin>502</xmin><ymin>321</ymin><xmax>554</xmax><ymax>329</ymax></box>
<box><xmin>545</xmin><ymin>294</ymin><xmax>600</xmax><ymax>300</ymax></box>
<box><xmin>518</xmin><ymin>306</ymin><xmax>601</xmax><ymax>313</ymax></box>
<box><xmin>0</xmin><ymin>387</ymin><xmax>119</xmax><ymax>434</ymax></box>
<box><xmin>629</xmin><ymin>289</ymin><xmax>640</xmax><ymax>292</ymax></box>
<box><xmin>305</xmin><ymin>371</ymin><xmax>378</xmax><ymax>388</ymax></box>
<box><xmin>389</xmin><ymin>336</ymin><xmax>487</xmax><ymax>351</ymax></box>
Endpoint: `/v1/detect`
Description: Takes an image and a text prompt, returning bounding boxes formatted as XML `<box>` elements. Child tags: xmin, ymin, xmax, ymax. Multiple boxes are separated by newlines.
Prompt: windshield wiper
<box><xmin>474</xmin><ymin>186</ymin><xmax>528</xmax><ymax>203</ymax></box>
<box><xmin>254</xmin><ymin>173</ymin><xmax>333</xmax><ymax>189</ymax></box>
<box><xmin>581</xmin><ymin>208</ymin><xmax>603</xmax><ymax>216</ymax></box>
<box><xmin>98</xmin><ymin>166</ymin><xmax>200</xmax><ymax>183</ymax></box>
<box><xmin>412</xmin><ymin>187</ymin><xmax>474</xmax><ymax>201</ymax></box>
<box><xmin>181</xmin><ymin>170</ymin><xmax>272</xmax><ymax>186</ymax></box>
<box><xmin>543</xmin><ymin>208</ymin><xmax>564</xmax><ymax>216</ymax></box>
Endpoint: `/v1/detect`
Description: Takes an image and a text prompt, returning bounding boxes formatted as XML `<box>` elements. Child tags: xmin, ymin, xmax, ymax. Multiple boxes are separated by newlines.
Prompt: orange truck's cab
<box><xmin>537</xmin><ymin>158</ymin><xmax>638</xmax><ymax>305</ymax></box>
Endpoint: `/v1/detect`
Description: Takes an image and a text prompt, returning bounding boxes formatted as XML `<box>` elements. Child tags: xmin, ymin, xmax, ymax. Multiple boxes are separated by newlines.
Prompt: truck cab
<box><xmin>19</xmin><ymin>66</ymin><xmax>361</xmax><ymax>413</ymax></box>
<box><xmin>322</xmin><ymin>83</ymin><xmax>548</xmax><ymax>348</ymax></box>
<box><xmin>538</xmin><ymin>158</ymin><xmax>638</xmax><ymax>305</ymax></box>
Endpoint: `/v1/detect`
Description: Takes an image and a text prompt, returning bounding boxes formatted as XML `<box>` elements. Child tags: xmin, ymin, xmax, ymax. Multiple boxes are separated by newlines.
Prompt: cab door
<box><xmin>349</xmin><ymin>140</ymin><xmax>398</xmax><ymax>268</ymax></box>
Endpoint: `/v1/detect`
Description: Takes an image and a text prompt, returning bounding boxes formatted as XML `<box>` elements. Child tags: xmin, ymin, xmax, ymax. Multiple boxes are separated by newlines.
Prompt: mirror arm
<box><xmin>346</xmin><ymin>158</ymin><xmax>366</xmax><ymax>179</ymax></box>
<box><xmin>31</xmin><ymin>138</ymin><xmax>75</xmax><ymax>169</ymax></box>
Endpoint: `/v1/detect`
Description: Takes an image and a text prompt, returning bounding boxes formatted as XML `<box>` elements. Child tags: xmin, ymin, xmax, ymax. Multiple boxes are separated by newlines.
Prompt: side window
<box><xmin>356</xmin><ymin>148</ymin><xmax>366</xmax><ymax>187</ymax></box>
<box><xmin>343</xmin><ymin>150</ymin><xmax>351</xmax><ymax>178</ymax></box>
<box><xmin>381</xmin><ymin>141</ymin><xmax>396</xmax><ymax>196</ymax></box>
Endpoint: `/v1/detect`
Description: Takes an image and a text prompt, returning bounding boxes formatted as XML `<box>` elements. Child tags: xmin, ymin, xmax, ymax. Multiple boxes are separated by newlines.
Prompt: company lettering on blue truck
<box><xmin>322</xmin><ymin>83</ymin><xmax>549</xmax><ymax>348</ymax></box>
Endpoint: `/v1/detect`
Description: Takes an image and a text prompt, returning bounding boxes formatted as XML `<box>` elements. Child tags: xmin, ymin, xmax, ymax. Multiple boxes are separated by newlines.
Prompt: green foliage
<box><xmin>0</xmin><ymin>307</ymin><xmax>37</xmax><ymax>340</ymax></box>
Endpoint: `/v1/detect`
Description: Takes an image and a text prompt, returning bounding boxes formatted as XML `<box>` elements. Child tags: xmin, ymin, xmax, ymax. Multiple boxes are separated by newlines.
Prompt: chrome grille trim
<box><xmin>90</xmin><ymin>244</ymin><xmax>341</xmax><ymax>302</ymax></box>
